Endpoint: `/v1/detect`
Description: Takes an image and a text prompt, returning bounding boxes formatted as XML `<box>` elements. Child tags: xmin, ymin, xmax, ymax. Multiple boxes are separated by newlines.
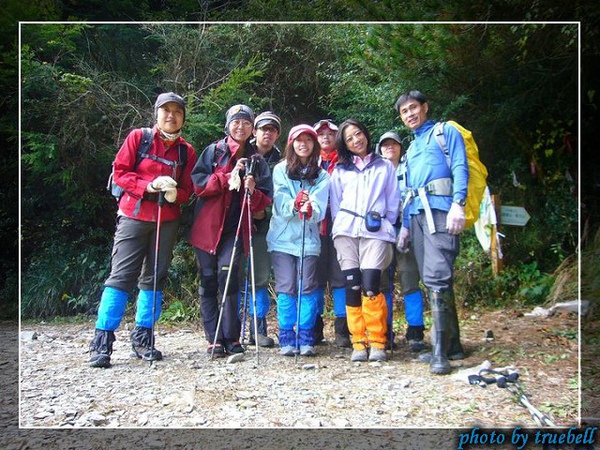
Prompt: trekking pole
<box><xmin>295</xmin><ymin>183</ymin><xmax>307</xmax><ymax>362</ymax></box>
<box><xmin>239</xmin><ymin>255</ymin><xmax>251</xmax><ymax>346</ymax></box>
<box><xmin>149</xmin><ymin>190</ymin><xmax>165</xmax><ymax>367</ymax></box>
<box><xmin>507</xmin><ymin>382</ymin><xmax>557</xmax><ymax>427</ymax></box>
<box><xmin>389</xmin><ymin>263</ymin><xmax>395</xmax><ymax>360</ymax></box>
<box><xmin>246</xmin><ymin>182</ymin><xmax>260</xmax><ymax>365</ymax></box>
<box><xmin>211</xmin><ymin>191</ymin><xmax>248</xmax><ymax>360</ymax></box>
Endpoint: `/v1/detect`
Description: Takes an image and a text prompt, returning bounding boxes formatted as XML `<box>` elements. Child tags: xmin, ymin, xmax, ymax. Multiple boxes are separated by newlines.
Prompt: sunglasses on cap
<box><xmin>313</xmin><ymin>119</ymin><xmax>338</xmax><ymax>132</ymax></box>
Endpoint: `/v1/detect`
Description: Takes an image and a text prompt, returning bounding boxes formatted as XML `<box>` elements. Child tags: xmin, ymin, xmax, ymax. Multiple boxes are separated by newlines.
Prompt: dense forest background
<box><xmin>1</xmin><ymin>1</ymin><xmax>597</xmax><ymax>323</ymax></box>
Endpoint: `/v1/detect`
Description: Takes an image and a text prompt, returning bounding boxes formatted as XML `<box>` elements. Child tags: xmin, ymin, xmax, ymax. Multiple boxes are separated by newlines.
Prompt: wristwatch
<box><xmin>453</xmin><ymin>198</ymin><xmax>466</xmax><ymax>207</ymax></box>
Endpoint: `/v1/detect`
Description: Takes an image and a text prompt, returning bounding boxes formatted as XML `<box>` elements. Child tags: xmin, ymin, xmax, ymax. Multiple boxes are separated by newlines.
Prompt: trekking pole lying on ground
<box><xmin>468</xmin><ymin>369</ymin><xmax>556</xmax><ymax>427</ymax></box>
<box><xmin>506</xmin><ymin>381</ymin><xmax>557</xmax><ymax>427</ymax></box>
<box><xmin>211</xmin><ymin>191</ymin><xmax>248</xmax><ymax>360</ymax></box>
<box><xmin>149</xmin><ymin>191</ymin><xmax>166</xmax><ymax>367</ymax></box>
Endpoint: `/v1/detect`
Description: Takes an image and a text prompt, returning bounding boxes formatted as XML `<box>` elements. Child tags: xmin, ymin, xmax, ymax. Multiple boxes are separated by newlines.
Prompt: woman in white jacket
<box><xmin>267</xmin><ymin>125</ymin><xmax>329</xmax><ymax>357</ymax></box>
<box><xmin>329</xmin><ymin>119</ymin><xmax>401</xmax><ymax>362</ymax></box>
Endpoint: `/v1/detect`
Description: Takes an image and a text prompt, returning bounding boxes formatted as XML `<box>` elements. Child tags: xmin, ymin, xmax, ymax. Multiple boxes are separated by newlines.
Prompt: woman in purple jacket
<box><xmin>329</xmin><ymin>119</ymin><xmax>401</xmax><ymax>362</ymax></box>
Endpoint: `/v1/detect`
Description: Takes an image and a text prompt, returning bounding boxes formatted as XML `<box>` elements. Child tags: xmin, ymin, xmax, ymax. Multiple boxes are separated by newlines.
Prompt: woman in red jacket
<box><xmin>189</xmin><ymin>104</ymin><xmax>272</xmax><ymax>357</ymax></box>
<box><xmin>88</xmin><ymin>92</ymin><xmax>197</xmax><ymax>368</ymax></box>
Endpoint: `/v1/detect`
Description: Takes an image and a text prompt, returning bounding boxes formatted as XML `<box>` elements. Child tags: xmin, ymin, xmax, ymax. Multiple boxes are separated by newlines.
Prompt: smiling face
<box><xmin>228</xmin><ymin>118</ymin><xmax>254</xmax><ymax>144</ymax></box>
<box><xmin>398</xmin><ymin>98</ymin><xmax>429</xmax><ymax>131</ymax></box>
<box><xmin>156</xmin><ymin>102</ymin><xmax>185</xmax><ymax>133</ymax></box>
<box><xmin>293</xmin><ymin>133</ymin><xmax>316</xmax><ymax>164</ymax></box>
<box><xmin>316</xmin><ymin>127</ymin><xmax>336</xmax><ymax>153</ymax></box>
<box><xmin>343</xmin><ymin>124</ymin><xmax>368</xmax><ymax>158</ymax></box>
<box><xmin>380</xmin><ymin>138</ymin><xmax>402</xmax><ymax>166</ymax></box>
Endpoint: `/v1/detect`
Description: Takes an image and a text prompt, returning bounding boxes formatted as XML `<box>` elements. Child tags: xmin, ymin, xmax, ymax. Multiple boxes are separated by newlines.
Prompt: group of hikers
<box><xmin>88</xmin><ymin>89</ymin><xmax>468</xmax><ymax>376</ymax></box>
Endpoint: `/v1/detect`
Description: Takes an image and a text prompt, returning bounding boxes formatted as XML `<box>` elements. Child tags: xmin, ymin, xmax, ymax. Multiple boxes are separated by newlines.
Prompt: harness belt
<box><xmin>402</xmin><ymin>177</ymin><xmax>453</xmax><ymax>234</ymax></box>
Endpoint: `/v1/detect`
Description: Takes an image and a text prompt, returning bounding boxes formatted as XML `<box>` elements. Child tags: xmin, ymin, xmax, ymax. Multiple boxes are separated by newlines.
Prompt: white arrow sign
<box><xmin>500</xmin><ymin>206</ymin><xmax>531</xmax><ymax>226</ymax></box>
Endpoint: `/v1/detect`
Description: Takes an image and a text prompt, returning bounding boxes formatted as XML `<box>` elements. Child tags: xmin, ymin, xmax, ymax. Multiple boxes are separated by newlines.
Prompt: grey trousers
<box><xmin>104</xmin><ymin>215</ymin><xmax>179</xmax><ymax>293</ymax></box>
<box><xmin>410</xmin><ymin>209</ymin><xmax>459</xmax><ymax>291</ymax></box>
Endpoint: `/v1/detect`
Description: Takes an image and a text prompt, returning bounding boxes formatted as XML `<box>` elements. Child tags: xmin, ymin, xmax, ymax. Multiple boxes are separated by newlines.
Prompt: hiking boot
<box><xmin>300</xmin><ymin>345</ymin><xmax>315</xmax><ymax>357</ymax></box>
<box><xmin>280</xmin><ymin>346</ymin><xmax>295</xmax><ymax>356</ymax></box>
<box><xmin>249</xmin><ymin>318</ymin><xmax>275</xmax><ymax>348</ymax></box>
<box><xmin>408</xmin><ymin>339</ymin><xmax>426</xmax><ymax>352</ymax></box>
<box><xmin>224</xmin><ymin>340</ymin><xmax>245</xmax><ymax>354</ymax></box>
<box><xmin>313</xmin><ymin>315</ymin><xmax>325</xmax><ymax>345</ymax></box>
<box><xmin>334</xmin><ymin>317</ymin><xmax>351</xmax><ymax>348</ymax></box>
<box><xmin>368</xmin><ymin>347</ymin><xmax>387</xmax><ymax>362</ymax></box>
<box><xmin>130</xmin><ymin>326</ymin><xmax>163</xmax><ymax>361</ymax></box>
<box><xmin>207</xmin><ymin>343</ymin><xmax>226</xmax><ymax>358</ymax></box>
<box><xmin>88</xmin><ymin>329</ymin><xmax>115</xmax><ymax>368</ymax></box>
<box><xmin>351</xmin><ymin>348</ymin><xmax>368</xmax><ymax>362</ymax></box>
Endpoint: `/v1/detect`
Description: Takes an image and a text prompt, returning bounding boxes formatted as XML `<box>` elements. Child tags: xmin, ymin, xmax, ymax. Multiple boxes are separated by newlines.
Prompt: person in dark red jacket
<box><xmin>189</xmin><ymin>104</ymin><xmax>272</xmax><ymax>357</ymax></box>
<box><xmin>88</xmin><ymin>92</ymin><xmax>197</xmax><ymax>368</ymax></box>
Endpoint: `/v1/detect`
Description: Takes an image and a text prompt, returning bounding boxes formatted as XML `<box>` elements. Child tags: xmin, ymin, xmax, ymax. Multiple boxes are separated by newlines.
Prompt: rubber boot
<box><xmin>429</xmin><ymin>291</ymin><xmax>451</xmax><ymax>375</ymax></box>
<box><xmin>88</xmin><ymin>329</ymin><xmax>116</xmax><ymax>368</ymax></box>
<box><xmin>250</xmin><ymin>317</ymin><xmax>275</xmax><ymax>348</ymax></box>
<box><xmin>444</xmin><ymin>289</ymin><xmax>465</xmax><ymax>360</ymax></box>
<box><xmin>334</xmin><ymin>317</ymin><xmax>351</xmax><ymax>348</ymax></box>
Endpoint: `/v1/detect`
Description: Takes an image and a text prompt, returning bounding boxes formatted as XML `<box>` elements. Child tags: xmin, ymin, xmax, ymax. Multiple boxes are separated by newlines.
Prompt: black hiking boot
<box><xmin>130</xmin><ymin>326</ymin><xmax>163</xmax><ymax>361</ymax></box>
<box><xmin>314</xmin><ymin>315</ymin><xmax>325</xmax><ymax>345</ymax></box>
<box><xmin>88</xmin><ymin>329</ymin><xmax>116</xmax><ymax>368</ymax></box>
<box><xmin>334</xmin><ymin>317</ymin><xmax>351</xmax><ymax>348</ymax></box>
<box><xmin>406</xmin><ymin>325</ymin><xmax>426</xmax><ymax>352</ymax></box>
<box><xmin>249</xmin><ymin>318</ymin><xmax>275</xmax><ymax>348</ymax></box>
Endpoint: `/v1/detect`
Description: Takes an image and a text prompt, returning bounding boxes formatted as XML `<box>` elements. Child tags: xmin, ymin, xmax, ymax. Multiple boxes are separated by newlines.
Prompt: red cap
<box><xmin>288</xmin><ymin>124</ymin><xmax>318</xmax><ymax>144</ymax></box>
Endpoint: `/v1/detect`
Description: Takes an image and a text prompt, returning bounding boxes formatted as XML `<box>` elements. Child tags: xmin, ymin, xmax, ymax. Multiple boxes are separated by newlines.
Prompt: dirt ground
<box><xmin>2</xmin><ymin>306</ymin><xmax>588</xmax><ymax>449</ymax></box>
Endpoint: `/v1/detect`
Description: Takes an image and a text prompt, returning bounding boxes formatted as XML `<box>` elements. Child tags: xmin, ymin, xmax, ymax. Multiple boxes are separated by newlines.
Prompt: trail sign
<box><xmin>500</xmin><ymin>206</ymin><xmax>531</xmax><ymax>226</ymax></box>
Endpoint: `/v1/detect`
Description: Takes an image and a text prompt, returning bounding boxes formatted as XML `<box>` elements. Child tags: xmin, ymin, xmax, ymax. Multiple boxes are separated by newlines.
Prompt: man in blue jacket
<box><xmin>395</xmin><ymin>90</ymin><xmax>468</xmax><ymax>375</ymax></box>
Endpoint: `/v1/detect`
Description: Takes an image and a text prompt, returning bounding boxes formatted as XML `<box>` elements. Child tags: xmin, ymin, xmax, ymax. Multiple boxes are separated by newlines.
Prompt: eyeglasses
<box><xmin>231</xmin><ymin>119</ymin><xmax>253</xmax><ymax>129</ymax></box>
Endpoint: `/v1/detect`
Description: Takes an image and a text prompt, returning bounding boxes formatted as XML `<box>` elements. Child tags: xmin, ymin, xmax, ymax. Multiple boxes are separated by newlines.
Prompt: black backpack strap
<box><xmin>134</xmin><ymin>127</ymin><xmax>154</xmax><ymax>168</ymax></box>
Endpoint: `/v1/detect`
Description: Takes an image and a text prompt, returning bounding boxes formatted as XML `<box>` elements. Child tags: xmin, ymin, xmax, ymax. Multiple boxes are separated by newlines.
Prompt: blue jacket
<box><xmin>402</xmin><ymin>120</ymin><xmax>468</xmax><ymax>228</ymax></box>
<box><xmin>266</xmin><ymin>161</ymin><xmax>330</xmax><ymax>257</ymax></box>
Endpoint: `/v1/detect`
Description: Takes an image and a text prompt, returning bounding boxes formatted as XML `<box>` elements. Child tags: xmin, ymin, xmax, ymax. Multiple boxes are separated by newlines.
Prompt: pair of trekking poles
<box><xmin>147</xmin><ymin>158</ymin><xmax>262</xmax><ymax>366</ymax></box>
<box><xmin>210</xmin><ymin>156</ymin><xmax>261</xmax><ymax>364</ymax></box>
<box><xmin>217</xmin><ymin>161</ymin><xmax>310</xmax><ymax>362</ymax></box>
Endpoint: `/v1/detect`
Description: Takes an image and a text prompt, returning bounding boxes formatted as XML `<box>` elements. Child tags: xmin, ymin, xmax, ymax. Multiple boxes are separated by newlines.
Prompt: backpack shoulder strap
<box><xmin>433</xmin><ymin>121</ymin><xmax>451</xmax><ymax>168</ymax></box>
<box><xmin>135</xmin><ymin>127</ymin><xmax>154</xmax><ymax>167</ymax></box>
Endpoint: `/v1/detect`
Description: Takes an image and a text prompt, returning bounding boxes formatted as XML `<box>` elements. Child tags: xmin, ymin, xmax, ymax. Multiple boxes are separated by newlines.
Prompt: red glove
<box><xmin>294</xmin><ymin>190</ymin><xmax>308</xmax><ymax>211</ymax></box>
<box><xmin>299</xmin><ymin>201</ymin><xmax>313</xmax><ymax>220</ymax></box>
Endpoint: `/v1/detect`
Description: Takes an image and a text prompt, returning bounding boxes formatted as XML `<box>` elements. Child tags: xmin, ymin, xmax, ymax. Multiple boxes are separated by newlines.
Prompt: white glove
<box><xmin>164</xmin><ymin>187</ymin><xmax>177</xmax><ymax>203</ymax></box>
<box><xmin>148</xmin><ymin>175</ymin><xmax>177</xmax><ymax>192</ymax></box>
<box><xmin>396</xmin><ymin>227</ymin><xmax>410</xmax><ymax>253</ymax></box>
<box><xmin>446</xmin><ymin>202</ymin><xmax>466</xmax><ymax>235</ymax></box>
<box><xmin>228</xmin><ymin>170</ymin><xmax>241</xmax><ymax>191</ymax></box>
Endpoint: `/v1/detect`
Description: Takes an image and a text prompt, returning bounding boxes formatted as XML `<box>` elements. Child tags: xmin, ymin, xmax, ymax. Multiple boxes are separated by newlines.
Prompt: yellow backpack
<box><xmin>433</xmin><ymin>121</ymin><xmax>489</xmax><ymax>228</ymax></box>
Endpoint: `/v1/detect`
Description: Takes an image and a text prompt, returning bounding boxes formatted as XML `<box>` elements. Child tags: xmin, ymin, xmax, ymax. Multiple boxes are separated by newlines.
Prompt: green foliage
<box><xmin>19</xmin><ymin>22</ymin><xmax>579</xmax><ymax>320</ymax></box>
<box><xmin>21</xmin><ymin>231</ymin><xmax>111</xmax><ymax>318</ymax></box>
<box><xmin>454</xmin><ymin>230</ymin><xmax>554</xmax><ymax>308</ymax></box>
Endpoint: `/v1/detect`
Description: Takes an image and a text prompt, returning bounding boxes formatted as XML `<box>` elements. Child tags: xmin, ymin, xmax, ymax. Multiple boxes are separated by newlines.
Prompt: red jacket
<box><xmin>113</xmin><ymin>126</ymin><xmax>197</xmax><ymax>222</ymax></box>
<box><xmin>319</xmin><ymin>149</ymin><xmax>339</xmax><ymax>236</ymax></box>
<box><xmin>189</xmin><ymin>137</ymin><xmax>272</xmax><ymax>255</ymax></box>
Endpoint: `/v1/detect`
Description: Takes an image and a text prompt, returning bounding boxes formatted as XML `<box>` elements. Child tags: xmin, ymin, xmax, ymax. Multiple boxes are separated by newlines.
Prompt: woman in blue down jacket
<box><xmin>267</xmin><ymin>124</ymin><xmax>329</xmax><ymax>357</ymax></box>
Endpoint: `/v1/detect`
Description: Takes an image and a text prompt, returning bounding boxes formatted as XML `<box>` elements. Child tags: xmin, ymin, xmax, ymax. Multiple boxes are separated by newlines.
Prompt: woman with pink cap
<box><xmin>266</xmin><ymin>124</ymin><xmax>330</xmax><ymax>357</ymax></box>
